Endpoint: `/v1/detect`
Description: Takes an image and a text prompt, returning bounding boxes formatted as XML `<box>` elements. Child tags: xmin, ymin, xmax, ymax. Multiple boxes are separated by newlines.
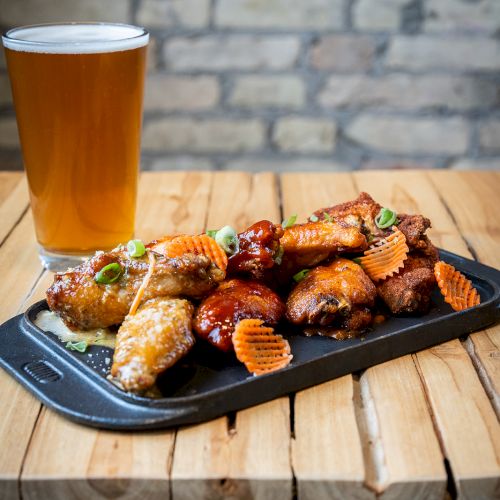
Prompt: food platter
<box><xmin>0</xmin><ymin>249</ymin><xmax>498</xmax><ymax>430</ymax></box>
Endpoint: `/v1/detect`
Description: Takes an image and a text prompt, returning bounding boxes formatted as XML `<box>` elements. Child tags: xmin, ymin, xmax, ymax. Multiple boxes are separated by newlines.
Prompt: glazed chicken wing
<box><xmin>47</xmin><ymin>247</ymin><xmax>224</xmax><ymax>330</ymax></box>
<box><xmin>111</xmin><ymin>297</ymin><xmax>195</xmax><ymax>393</ymax></box>
<box><xmin>227</xmin><ymin>220</ymin><xmax>283</xmax><ymax>279</ymax></box>
<box><xmin>286</xmin><ymin>258</ymin><xmax>376</xmax><ymax>333</ymax></box>
<box><xmin>194</xmin><ymin>278</ymin><xmax>286</xmax><ymax>352</ymax></box>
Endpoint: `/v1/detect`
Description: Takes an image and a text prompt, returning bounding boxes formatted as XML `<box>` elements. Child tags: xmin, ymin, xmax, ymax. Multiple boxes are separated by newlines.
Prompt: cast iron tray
<box><xmin>0</xmin><ymin>249</ymin><xmax>499</xmax><ymax>430</ymax></box>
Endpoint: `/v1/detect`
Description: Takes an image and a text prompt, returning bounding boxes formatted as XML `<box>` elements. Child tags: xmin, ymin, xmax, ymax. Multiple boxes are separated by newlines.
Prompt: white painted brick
<box><xmin>226</xmin><ymin>158</ymin><xmax>350</xmax><ymax>172</ymax></box>
<box><xmin>353</xmin><ymin>0</ymin><xmax>411</xmax><ymax>31</ymax></box>
<box><xmin>451</xmin><ymin>158</ymin><xmax>500</xmax><ymax>170</ymax></box>
<box><xmin>273</xmin><ymin>118</ymin><xmax>336</xmax><ymax>153</ymax></box>
<box><xmin>144</xmin><ymin>75</ymin><xmax>219</xmax><ymax>111</ymax></box>
<box><xmin>147</xmin><ymin>156</ymin><xmax>215</xmax><ymax>171</ymax></box>
<box><xmin>319</xmin><ymin>75</ymin><xmax>498</xmax><ymax>111</ymax></box>
<box><xmin>215</xmin><ymin>0</ymin><xmax>344</xmax><ymax>29</ymax></box>
<box><xmin>385</xmin><ymin>36</ymin><xmax>500</xmax><ymax>71</ymax></box>
<box><xmin>0</xmin><ymin>74</ymin><xmax>12</xmax><ymax>106</ymax></box>
<box><xmin>229</xmin><ymin>76</ymin><xmax>305</xmax><ymax>109</ymax></box>
<box><xmin>310</xmin><ymin>35</ymin><xmax>376</xmax><ymax>71</ymax></box>
<box><xmin>479</xmin><ymin>121</ymin><xmax>500</xmax><ymax>153</ymax></box>
<box><xmin>164</xmin><ymin>36</ymin><xmax>300</xmax><ymax>71</ymax></box>
<box><xmin>424</xmin><ymin>0</ymin><xmax>500</xmax><ymax>34</ymax></box>
<box><xmin>142</xmin><ymin>118</ymin><xmax>265</xmax><ymax>152</ymax></box>
<box><xmin>346</xmin><ymin>116</ymin><xmax>468</xmax><ymax>155</ymax></box>
<box><xmin>0</xmin><ymin>0</ymin><xmax>129</xmax><ymax>24</ymax></box>
<box><xmin>137</xmin><ymin>0</ymin><xmax>210</xmax><ymax>28</ymax></box>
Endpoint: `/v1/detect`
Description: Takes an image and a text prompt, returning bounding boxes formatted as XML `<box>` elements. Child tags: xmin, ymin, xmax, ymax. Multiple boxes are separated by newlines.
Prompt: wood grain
<box><xmin>171</xmin><ymin>171</ymin><xmax>293</xmax><ymax>500</ymax></box>
<box><xmin>354</xmin><ymin>170</ymin><xmax>500</xmax><ymax>499</ymax></box>
<box><xmin>281</xmin><ymin>173</ymin><xmax>373</xmax><ymax>500</ymax></box>
<box><xmin>21</xmin><ymin>171</ymin><xmax>213</xmax><ymax>500</ymax></box>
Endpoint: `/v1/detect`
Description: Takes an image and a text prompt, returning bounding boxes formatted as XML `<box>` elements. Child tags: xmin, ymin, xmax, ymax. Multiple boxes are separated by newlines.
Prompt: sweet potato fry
<box><xmin>359</xmin><ymin>226</ymin><xmax>409</xmax><ymax>281</ymax></box>
<box><xmin>232</xmin><ymin>319</ymin><xmax>292</xmax><ymax>376</ymax></box>
<box><xmin>434</xmin><ymin>261</ymin><xmax>480</xmax><ymax>311</ymax></box>
<box><xmin>150</xmin><ymin>234</ymin><xmax>228</xmax><ymax>272</ymax></box>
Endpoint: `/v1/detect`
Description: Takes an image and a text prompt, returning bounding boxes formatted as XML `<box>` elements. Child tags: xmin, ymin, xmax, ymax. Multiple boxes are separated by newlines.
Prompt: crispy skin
<box><xmin>281</xmin><ymin>221</ymin><xmax>367</xmax><ymax>255</ymax></box>
<box><xmin>193</xmin><ymin>278</ymin><xmax>286</xmax><ymax>352</ymax></box>
<box><xmin>227</xmin><ymin>220</ymin><xmax>283</xmax><ymax>279</ymax></box>
<box><xmin>286</xmin><ymin>258</ymin><xmax>376</xmax><ymax>331</ymax></box>
<box><xmin>377</xmin><ymin>253</ymin><xmax>438</xmax><ymax>314</ymax></box>
<box><xmin>315</xmin><ymin>192</ymin><xmax>382</xmax><ymax>237</ymax></box>
<box><xmin>397</xmin><ymin>214</ymin><xmax>438</xmax><ymax>257</ymax></box>
<box><xmin>111</xmin><ymin>298</ymin><xmax>195</xmax><ymax>393</ymax></box>
<box><xmin>47</xmin><ymin>248</ymin><xmax>224</xmax><ymax>330</ymax></box>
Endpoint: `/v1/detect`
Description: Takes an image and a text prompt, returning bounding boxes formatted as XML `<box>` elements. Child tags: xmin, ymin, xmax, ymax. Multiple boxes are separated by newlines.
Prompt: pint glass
<box><xmin>2</xmin><ymin>23</ymin><xmax>148</xmax><ymax>270</ymax></box>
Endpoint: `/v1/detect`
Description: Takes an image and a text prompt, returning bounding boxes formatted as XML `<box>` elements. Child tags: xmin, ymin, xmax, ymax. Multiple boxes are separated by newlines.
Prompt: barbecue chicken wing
<box><xmin>286</xmin><ymin>258</ymin><xmax>376</xmax><ymax>333</ymax></box>
<box><xmin>47</xmin><ymin>248</ymin><xmax>224</xmax><ymax>330</ymax></box>
<box><xmin>194</xmin><ymin>278</ymin><xmax>286</xmax><ymax>352</ymax></box>
<box><xmin>227</xmin><ymin>220</ymin><xmax>283</xmax><ymax>279</ymax></box>
<box><xmin>111</xmin><ymin>297</ymin><xmax>195</xmax><ymax>393</ymax></box>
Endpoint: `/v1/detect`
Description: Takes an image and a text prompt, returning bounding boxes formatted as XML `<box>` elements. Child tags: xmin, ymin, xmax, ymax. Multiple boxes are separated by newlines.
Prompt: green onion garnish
<box><xmin>375</xmin><ymin>208</ymin><xmax>398</xmax><ymax>229</ymax></box>
<box><xmin>352</xmin><ymin>257</ymin><xmax>362</xmax><ymax>264</ymax></box>
<box><xmin>274</xmin><ymin>245</ymin><xmax>284</xmax><ymax>265</ymax></box>
<box><xmin>309</xmin><ymin>214</ymin><xmax>319</xmax><ymax>222</ymax></box>
<box><xmin>323</xmin><ymin>212</ymin><xmax>333</xmax><ymax>223</ymax></box>
<box><xmin>127</xmin><ymin>239</ymin><xmax>146</xmax><ymax>258</ymax></box>
<box><xmin>215</xmin><ymin>225</ymin><xmax>239</xmax><ymax>255</ymax></box>
<box><xmin>66</xmin><ymin>341</ymin><xmax>88</xmax><ymax>353</ymax></box>
<box><xmin>95</xmin><ymin>262</ymin><xmax>123</xmax><ymax>284</ymax></box>
<box><xmin>293</xmin><ymin>269</ymin><xmax>310</xmax><ymax>282</ymax></box>
<box><xmin>206</xmin><ymin>229</ymin><xmax>218</xmax><ymax>239</ymax></box>
<box><xmin>282</xmin><ymin>214</ymin><xmax>297</xmax><ymax>229</ymax></box>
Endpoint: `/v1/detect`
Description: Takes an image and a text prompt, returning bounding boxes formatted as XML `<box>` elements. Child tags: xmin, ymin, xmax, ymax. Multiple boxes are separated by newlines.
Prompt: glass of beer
<box><xmin>2</xmin><ymin>23</ymin><xmax>148</xmax><ymax>271</ymax></box>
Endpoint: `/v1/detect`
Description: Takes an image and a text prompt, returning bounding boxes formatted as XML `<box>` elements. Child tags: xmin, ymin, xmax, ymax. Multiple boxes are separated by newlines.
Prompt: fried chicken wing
<box><xmin>286</xmin><ymin>258</ymin><xmax>376</xmax><ymax>333</ymax></box>
<box><xmin>314</xmin><ymin>192</ymin><xmax>382</xmax><ymax>238</ymax></box>
<box><xmin>377</xmin><ymin>253</ymin><xmax>438</xmax><ymax>315</ymax></box>
<box><xmin>193</xmin><ymin>278</ymin><xmax>286</xmax><ymax>352</ymax></box>
<box><xmin>227</xmin><ymin>220</ymin><xmax>283</xmax><ymax>279</ymax></box>
<box><xmin>111</xmin><ymin>297</ymin><xmax>195</xmax><ymax>393</ymax></box>
<box><xmin>47</xmin><ymin>248</ymin><xmax>224</xmax><ymax>330</ymax></box>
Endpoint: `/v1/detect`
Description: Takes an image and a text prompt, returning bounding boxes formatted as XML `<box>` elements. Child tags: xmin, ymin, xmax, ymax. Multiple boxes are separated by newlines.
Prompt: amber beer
<box><xmin>3</xmin><ymin>24</ymin><xmax>148</xmax><ymax>270</ymax></box>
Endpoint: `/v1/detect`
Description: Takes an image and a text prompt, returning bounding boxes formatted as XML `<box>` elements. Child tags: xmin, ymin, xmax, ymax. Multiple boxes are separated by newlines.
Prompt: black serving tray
<box><xmin>0</xmin><ymin>249</ymin><xmax>499</xmax><ymax>430</ymax></box>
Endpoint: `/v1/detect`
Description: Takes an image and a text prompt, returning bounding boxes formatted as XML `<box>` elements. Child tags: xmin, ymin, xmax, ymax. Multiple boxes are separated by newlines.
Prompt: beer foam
<box><xmin>2</xmin><ymin>24</ymin><xmax>149</xmax><ymax>54</ymax></box>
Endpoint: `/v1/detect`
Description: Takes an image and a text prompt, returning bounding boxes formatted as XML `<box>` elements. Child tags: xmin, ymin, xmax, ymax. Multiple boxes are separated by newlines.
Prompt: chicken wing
<box><xmin>47</xmin><ymin>247</ymin><xmax>224</xmax><ymax>330</ymax></box>
<box><xmin>227</xmin><ymin>220</ymin><xmax>283</xmax><ymax>279</ymax></box>
<box><xmin>193</xmin><ymin>278</ymin><xmax>286</xmax><ymax>352</ymax></box>
<box><xmin>111</xmin><ymin>297</ymin><xmax>195</xmax><ymax>393</ymax></box>
<box><xmin>376</xmin><ymin>253</ymin><xmax>438</xmax><ymax>314</ymax></box>
<box><xmin>286</xmin><ymin>258</ymin><xmax>376</xmax><ymax>333</ymax></box>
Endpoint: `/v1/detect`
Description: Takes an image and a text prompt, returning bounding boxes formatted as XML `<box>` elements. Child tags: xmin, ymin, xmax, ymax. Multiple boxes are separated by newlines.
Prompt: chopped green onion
<box><xmin>66</xmin><ymin>341</ymin><xmax>88</xmax><ymax>353</ymax></box>
<box><xmin>95</xmin><ymin>262</ymin><xmax>123</xmax><ymax>284</ymax></box>
<box><xmin>323</xmin><ymin>212</ymin><xmax>333</xmax><ymax>223</ymax></box>
<box><xmin>309</xmin><ymin>214</ymin><xmax>319</xmax><ymax>222</ymax></box>
<box><xmin>293</xmin><ymin>269</ymin><xmax>310</xmax><ymax>283</ymax></box>
<box><xmin>282</xmin><ymin>214</ymin><xmax>297</xmax><ymax>229</ymax></box>
<box><xmin>206</xmin><ymin>229</ymin><xmax>218</xmax><ymax>239</ymax></box>
<box><xmin>274</xmin><ymin>245</ymin><xmax>284</xmax><ymax>265</ymax></box>
<box><xmin>215</xmin><ymin>225</ymin><xmax>239</xmax><ymax>255</ymax></box>
<box><xmin>375</xmin><ymin>208</ymin><xmax>398</xmax><ymax>229</ymax></box>
<box><xmin>352</xmin><ymin>257</ymin><xmax>362</xmax><ymax>265</ymax></box>
<box><xmin>127</xmin><ymin>239</ymin><xmax>146</xmax><ymax>258</ymax></box>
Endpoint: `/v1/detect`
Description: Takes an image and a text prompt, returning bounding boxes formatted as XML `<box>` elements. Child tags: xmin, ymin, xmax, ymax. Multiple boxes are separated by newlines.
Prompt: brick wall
<box><xmin>0</xmin><ymin>0</ymin><xmax>499</xmax><ymax>172</ymax></box>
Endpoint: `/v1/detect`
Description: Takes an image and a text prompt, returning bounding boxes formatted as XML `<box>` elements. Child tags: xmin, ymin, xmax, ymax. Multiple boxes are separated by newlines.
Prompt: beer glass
<box><xmin>2</xmin><ymin>23</ymin><xmax>148</xmax><ymax>270</ymax></box>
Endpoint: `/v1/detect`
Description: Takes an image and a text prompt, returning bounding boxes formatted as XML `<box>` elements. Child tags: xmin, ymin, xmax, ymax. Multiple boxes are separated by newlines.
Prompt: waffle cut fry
<box><xmin>232</xmin><ymin>319</ymin><xmax>292</xmax><ymax>376</ymax></box>
<box><xmin>434</xmin><ymin>261</ymin><xmax>480</xmax><ymax>311</ymax></box>
<box><xmin>359</xmin><ymin>226</ymin><xmax>409</xmax><ymax>281</ymax></box>
<box><xmin>150</xmin><ymin>234</ymin><xmax>228</xmax><ymax>272</ymax></box>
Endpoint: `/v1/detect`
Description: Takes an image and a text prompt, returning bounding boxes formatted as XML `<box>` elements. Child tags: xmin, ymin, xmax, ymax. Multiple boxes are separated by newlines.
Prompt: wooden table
<box><xmin>0</xmin><ymin>170</ymin><xmax>498</xmax><ymax>500</ymax></box>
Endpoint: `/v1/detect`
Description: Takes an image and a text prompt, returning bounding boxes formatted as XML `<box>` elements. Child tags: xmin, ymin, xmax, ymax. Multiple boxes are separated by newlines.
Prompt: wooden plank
<box><xmin>0</xmin><ymin>209</ymin><xmax>45</xmax><ymax>500</ymax></box>
<box><xmin>0</xmin><ymin>175</ymin><xmax>29</xmax><ymax>244</ymax></box>
<box><xmin>171</xmin><ymin>171</ymin><xmax>293</xmax><ymax>500</ymax></box>
<box><xmin>21</xmin><ymin>171</ymin><xmax>213</xmax><ymax>500</ymax></box>
<box><xmin>0</xmin><ymin>172</ymin><xmax>23</xmax><ymax>204</ymax></box>
<box><xmin>281</xmin><ymin>173</ymin><xmax>372</xmax><ymax>500</ymax></box>
<box><xmin>354</xmin><ymin>170</ymin><xmax>500</xmax><ymax>499</ymax></box>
